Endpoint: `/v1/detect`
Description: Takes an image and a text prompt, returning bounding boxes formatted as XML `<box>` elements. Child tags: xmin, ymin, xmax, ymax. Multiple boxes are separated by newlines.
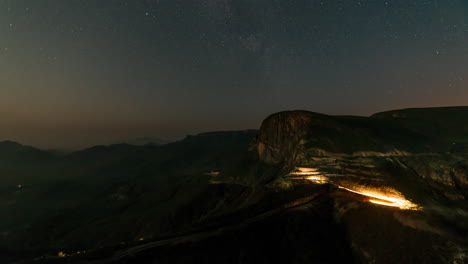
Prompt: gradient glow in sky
<box><xmin>1</xmin><ymin>0</ymin><xmax>467</xmax><ymax>148</ymax></box>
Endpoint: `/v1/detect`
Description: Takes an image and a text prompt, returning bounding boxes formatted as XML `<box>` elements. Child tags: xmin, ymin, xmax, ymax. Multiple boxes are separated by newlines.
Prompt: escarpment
<box><xmin>255</xmin><ymin>111</ymin><xmax>316</xmax><ymax>165</ymax></box>
<box><xmin>252</xmin><ymin>108</ymin><xmax>468</xmax><ymax>203</ymax></box>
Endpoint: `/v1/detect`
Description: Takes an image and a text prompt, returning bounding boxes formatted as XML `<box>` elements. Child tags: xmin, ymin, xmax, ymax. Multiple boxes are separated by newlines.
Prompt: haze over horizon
<box><xmin>1</xmin><ymin>0</ymin><xmax>467</xmax><ymax>149</ymax></box>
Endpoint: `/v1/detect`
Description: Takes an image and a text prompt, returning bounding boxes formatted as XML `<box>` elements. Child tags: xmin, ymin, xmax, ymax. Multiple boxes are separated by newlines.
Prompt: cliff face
<box><xmin>255</xmin><ymin>107</ymin><xmax>468</xmax><ymax>166</ymax></box>
<box><xmin>256</xmin><ymin>111</ymin><xmax>316</xmax><ymax>165</ymax></box>
<box><xmin>254</xmin><ymin>110</ymin><xmax>420</xmax><ymax>169</ymax></box>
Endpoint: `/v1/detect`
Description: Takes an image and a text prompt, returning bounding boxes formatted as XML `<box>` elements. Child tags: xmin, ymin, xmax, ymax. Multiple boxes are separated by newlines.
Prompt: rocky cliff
<box><xmin>256</xmin><ymin>111</ymin><xmax>316</xmax><ymax>165</ymax></box>
<box><xmin>255</xmin><ymin>107</ymin><xmax>468</xmax><ymax>171</ymax></box>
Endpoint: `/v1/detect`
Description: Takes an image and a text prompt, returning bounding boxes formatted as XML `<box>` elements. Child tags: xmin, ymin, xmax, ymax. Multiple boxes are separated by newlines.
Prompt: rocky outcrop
<box><xmin>254</xmin><ymin>109</ymin><xmax>468</xmax><ymax>204</ymax></box>
<box><xmin>255</xmin><ymin>111</ymin><xmax>318</xmax><ymax>165</ymax></box>
<box><xmin>254</xmin><ymin>110</ymin><xmax>420</xmax><ymax>169</ymax></box>
<box><xmin>255</xmin><ymin>107</ymin><xmax>468</xmax><ymax>171</ymax></box>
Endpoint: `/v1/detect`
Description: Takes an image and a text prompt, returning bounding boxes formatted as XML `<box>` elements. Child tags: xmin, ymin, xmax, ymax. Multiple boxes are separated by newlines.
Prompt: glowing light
<box><xmin>204</xmin><ymin>171</ymin><xmax>220</xmax><ymax>176</ymax></box>
<box><xmin>290</xmin><ymin>167</ymin><xmax>321</xmax><ymax>175</ymax></box>
<box><xmin>289</xmin><ymin>167</ymin><xmax>326</xmax><ymax>183</ymax></box>
<box><xmin>338</xmin><ymin>186</ymin><xmax>421</xmax><ymax>210</ymax></box>
<box><xmin>369</xmin><ymin>199</ymin><xmax>399</xmax><ymax>207</ymax></box>
<box><xmin>209</xmin><ymin>180</ymin><xmax>222</xmax><ymax>184</ymax></box>
<box><xmin>304</xmin><ymin>175</ymin><xmax>328</xmax><ymax>184</ymax></box>
<box><xmin>288</xmin><ymin>167</ymin><xmax>421</xmax><ymax>210</ymax></box>
<box><xmin>57</xmin><ymin>251</ymin><xmax>67</xmax><ymax>258</ymax></box>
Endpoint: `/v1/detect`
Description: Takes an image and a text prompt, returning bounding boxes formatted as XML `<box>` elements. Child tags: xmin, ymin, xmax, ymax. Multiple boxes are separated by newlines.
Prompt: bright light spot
<box><xmin>290</xmin><ymin>167</ymin><xmax>320</xmax><ymax>175</ymax></box>
<box><xmin>304</xmin><ymin>175</ymin><xmax>329</xmax><ymax>184</ymax></box>
<box><xmin>369</xmin><ymin>199</ymin><xmax>398</xmax><ymax>207</ymax></box>
<box><xmin>338</xmin><ymin>186</ymin><xmax>421</xmax><ymax>210</ymax></box>
<box><xmin>289</xmin><ymin>167</ymin><xmax>328</xmax><ymax>183</ymax></box>
<box><xmin>139</xmin><ymin>237</ymin><xmax>145</xmax><ymax>241</ymax></box>
<box><xmin>17</xmin><ymin>184</ymin><xmax>22</xmax><ymax>188</ymax></box>
<box><xmin>57</xmin><ymin>251</ymin><xmax>67</xmax><ymax>258</ymax></box>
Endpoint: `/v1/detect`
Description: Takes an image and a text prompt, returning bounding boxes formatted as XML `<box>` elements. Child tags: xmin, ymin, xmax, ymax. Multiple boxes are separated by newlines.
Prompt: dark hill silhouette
<box><xmin>0</xmin><ymin>141</ymin><xmax>56</xmax><ymax>162</ymax></box>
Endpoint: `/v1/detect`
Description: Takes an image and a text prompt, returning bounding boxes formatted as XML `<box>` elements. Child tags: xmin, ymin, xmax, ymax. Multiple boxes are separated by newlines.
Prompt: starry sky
<box><xmin>1</xmin><ymin>0</ymin><xmax>467</xmax><ymax>149</ymax></box>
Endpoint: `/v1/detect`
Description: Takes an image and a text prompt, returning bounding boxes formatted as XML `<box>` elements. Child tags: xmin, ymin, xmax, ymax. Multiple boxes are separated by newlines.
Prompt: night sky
<box><xmin>1</xmin><ymin>0</ymin><xmax>467</xmax><ymax>149</ymax></box>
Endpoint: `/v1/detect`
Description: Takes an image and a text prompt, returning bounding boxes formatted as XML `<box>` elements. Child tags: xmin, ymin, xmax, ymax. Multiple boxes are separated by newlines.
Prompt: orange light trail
<box><xmin>289</xmin><ymin>167</ymin><xmax>422</xmax><ymax>210</ymax></box>
<box><xmin>338</xmin><ymin>186</ymin><xmax>421</xmax><ymax>210</ymax></box>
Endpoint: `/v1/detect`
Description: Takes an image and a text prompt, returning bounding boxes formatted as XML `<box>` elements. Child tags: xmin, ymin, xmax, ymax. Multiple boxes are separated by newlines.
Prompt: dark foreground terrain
<box><xmin>1</xmin><ymin>106</ymin><xmax>468</xmax><ymax>263</ymax></box>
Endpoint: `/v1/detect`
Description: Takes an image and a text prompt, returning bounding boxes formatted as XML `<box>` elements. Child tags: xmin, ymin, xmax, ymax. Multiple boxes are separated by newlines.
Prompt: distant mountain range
<box><xmin>110</xmin><ymin>137</ymin><xmax>171</xmax><ymax>146</ymax></box>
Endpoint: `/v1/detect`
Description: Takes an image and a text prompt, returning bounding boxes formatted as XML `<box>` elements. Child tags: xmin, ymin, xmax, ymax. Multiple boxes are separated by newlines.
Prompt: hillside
<box><xmin>2</xmin><ymin>107</ymin><xmax>468</xmax><ymax>264</ymax></box>
<box><xmin>372</xmin><ymin>106</ymin><xmax>468</xmax><ymax>150</ymax></box>
<box><xmin>0</xmin><ymin>130</ymin><xmax>258</xmax><ymax>263</ymax></box>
